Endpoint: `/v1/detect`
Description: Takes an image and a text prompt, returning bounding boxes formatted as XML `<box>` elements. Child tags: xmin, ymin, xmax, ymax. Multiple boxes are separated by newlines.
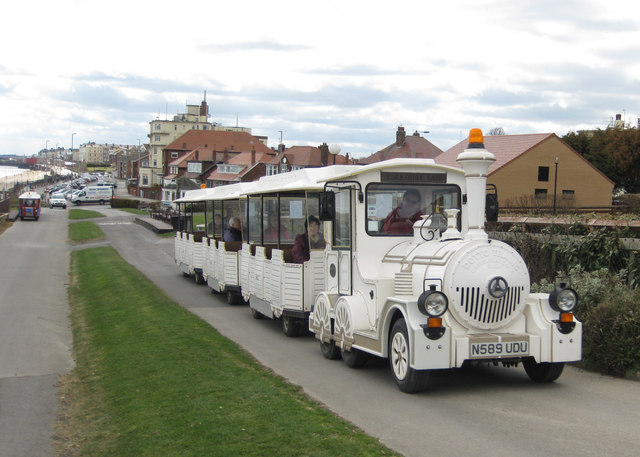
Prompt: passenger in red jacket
<box><xmin>292</xmin><ymin>216</ymin><xmax>326</xmax><ymax>263</ymax></box>
<box><xmin>383</xmin><ymin>189</ymin><xmax>423</xmax><ymax>234</ymax></box>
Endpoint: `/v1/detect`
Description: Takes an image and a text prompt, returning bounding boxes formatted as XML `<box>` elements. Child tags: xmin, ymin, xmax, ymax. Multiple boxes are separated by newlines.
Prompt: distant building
<box><xmin>161</xmin><ymin>129</ymin><xmax>274</xmax><ymax>203</ymax></box>
<box><xmin>140</xmin><ymin>93</ymin><xmax>258</xmax><ymax>198</ymax></box>
<box><xmin>359</xmin><ymin>126</ymin><xmax>443</xmax><ymax>164</ymax></box>
<box><xmin>435</xmin><ymin>133</ymin><xmax>615</xmax><ymax>209</ymax></box>
<box><xmin>265</xmin><ymin>144</ymin><xmax>356</xmax><ymax>176</ymax></box>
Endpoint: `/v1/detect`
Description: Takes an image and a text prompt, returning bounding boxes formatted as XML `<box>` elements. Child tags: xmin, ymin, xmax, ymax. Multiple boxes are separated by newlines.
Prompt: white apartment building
<box><xmin>138</xmin><ymin>94</ymin><xmax>253</xmax><ymax>194</ymax></box>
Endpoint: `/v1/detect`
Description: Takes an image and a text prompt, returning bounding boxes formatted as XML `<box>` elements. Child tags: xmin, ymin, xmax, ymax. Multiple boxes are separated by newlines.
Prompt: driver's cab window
<box><xmin>366</xmin><ymin>184</ymin><xmax>460</xmax><ymax>236</ymax></box>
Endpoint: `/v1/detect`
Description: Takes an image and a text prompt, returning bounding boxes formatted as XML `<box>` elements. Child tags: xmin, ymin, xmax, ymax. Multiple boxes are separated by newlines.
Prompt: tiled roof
<box><xmin>227</xmin><ymin>151</ymin><xmax>275</xmax><ymax>165</ymax></box>
<box><xmin>164</xmin><ymin>129</ymin><xmax>272</xmax><ymax>154</ymax></box>
<box><xmin>360</xmin><ymin>134</ymin><xmax>443</xmax><ymax>164</ymax></box>
<box><xmin>268</xmin><ymin>146</ymin><xmax>356</xmax><ymax>166</ymax></box>
<box><xmin>435</xmin><ymin>133</ymin><xmax>554</xmax><ymax>174</ymax></box>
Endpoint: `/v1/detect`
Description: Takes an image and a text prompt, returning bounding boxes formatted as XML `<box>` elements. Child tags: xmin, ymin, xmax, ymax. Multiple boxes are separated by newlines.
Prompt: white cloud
<box><xmin>1</xmin><ymin>0</ymin><xmax>640</xmax><ymax>157</ymax></box>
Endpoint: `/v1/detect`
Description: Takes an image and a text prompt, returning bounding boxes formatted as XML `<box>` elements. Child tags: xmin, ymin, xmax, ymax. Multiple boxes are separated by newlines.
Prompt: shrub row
<box><xmin>502</xmin><ymin>228</ymin><xmax>640</xmax><ymax>379</ymax></box>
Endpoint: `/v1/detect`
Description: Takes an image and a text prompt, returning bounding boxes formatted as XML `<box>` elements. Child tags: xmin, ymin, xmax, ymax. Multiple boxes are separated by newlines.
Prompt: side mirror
<box><xmin>485</xmin><ymin>184</ymin><xmax>499</xmax><ymax>222</ymax></box>
<box><xmin>319</xmin><ymin>191</ymin><xmax>335</xmax><ymax>221</ymax></box>
<box><xmin>485</xmin><ymin>193</ymin><xmax>499</xmax><ymax>222</ymax></box>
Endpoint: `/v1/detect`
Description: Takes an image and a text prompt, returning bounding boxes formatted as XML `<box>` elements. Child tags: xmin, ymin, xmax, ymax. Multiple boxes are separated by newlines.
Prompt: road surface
<box><xmin>1</xmin><ymin>206</ymin><xmax>639</xmax><ymax>457</ymax></box>
<box><xmin>0</xmin><ymin>206</ymin><xmax>74</xmax><ymax>457</ymax></box>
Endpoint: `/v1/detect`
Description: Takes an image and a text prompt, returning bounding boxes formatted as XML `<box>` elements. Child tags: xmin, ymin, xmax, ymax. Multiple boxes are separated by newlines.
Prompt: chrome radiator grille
<box><xmin>456</xmin><ymin>286</ymin><xmax>524</xmax><ymax>328</ymax></box>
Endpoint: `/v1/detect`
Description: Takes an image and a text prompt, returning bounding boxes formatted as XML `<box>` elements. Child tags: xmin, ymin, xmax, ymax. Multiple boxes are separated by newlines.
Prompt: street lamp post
<box><xmin>553</xmin><ymin>157</ymin><xmax>559</xmax><ymax>215</ymax></box>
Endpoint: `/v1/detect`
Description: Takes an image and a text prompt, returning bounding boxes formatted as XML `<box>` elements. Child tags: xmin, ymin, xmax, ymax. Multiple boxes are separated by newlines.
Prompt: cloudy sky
<box><xmin>2</xmin><ymin>0</ymin><xmax>639</xmax><ymax>158</ymax></box>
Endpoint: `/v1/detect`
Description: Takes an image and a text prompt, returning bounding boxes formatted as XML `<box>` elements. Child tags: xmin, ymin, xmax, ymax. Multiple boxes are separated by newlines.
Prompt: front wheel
<box><xmin>341</xmin><ymin>347</ymin><xmax>369</xmax><ymax>368</ymax></box>
<box><xmin>320</xmin><ymin>340</ymin><xmax>341</xmax><ymax>360</ymax></box>
<box><xmin>522</xmin><ymin>358</ymin><xmax>565</xmax><ymax>383</ymax></box>
<box><xmin>389</xmin><ymin>319</ymin><xmax>430</xmax><ymax>393</ymax></box>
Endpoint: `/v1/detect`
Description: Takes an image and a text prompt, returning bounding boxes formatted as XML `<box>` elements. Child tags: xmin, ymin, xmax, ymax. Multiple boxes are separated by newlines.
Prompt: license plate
<box><xmin>470</xmin><ymin>340</ymin><xmax>529</xmax><ymax>359</ymax></box>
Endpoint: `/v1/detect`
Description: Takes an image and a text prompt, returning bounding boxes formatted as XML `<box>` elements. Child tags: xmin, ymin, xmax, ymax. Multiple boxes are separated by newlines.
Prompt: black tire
<box><xmin>281</xmin><ymin>315</ymin><xmax>300</xmax><ymax>337</ymax></box>
<box><xmin>522</xmin><ymin>358</ymin><xmax>565</xmax><ymax>383</ymax></box>
<box><xmin>341</xmin><ymin>347</ymin><xmax>369</xmax><ymax>368</ymax></box>
<box><xmin>226</xmin><ymin>291</ymin><xmax>242</xmax><ymax>306</ymax></box>
<box><xmin>389</xmin><ymin>318</ymin><xmax>430</xmax><ymax>393</ymax></box>
<box><xmin>194</xmin><ymin>272</ymin><xmax>205</xmax><ymax>285</ymax></box>
<box><xmin>99</xmin><ymin>200</ymin><xmax>105</xmax><ymax>205</ymax></box>
<box><xmin>320</xmin><ymin>340</ymin><xmax>341</xmax><ymax>360</ymax></box>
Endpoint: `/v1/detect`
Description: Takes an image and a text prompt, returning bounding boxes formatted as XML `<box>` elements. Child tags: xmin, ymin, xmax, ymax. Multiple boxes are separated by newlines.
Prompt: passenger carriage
<box><xmin>174</xmin><ymin>129</ymin><xmax>582</xmax><ymax>392</ymax></box>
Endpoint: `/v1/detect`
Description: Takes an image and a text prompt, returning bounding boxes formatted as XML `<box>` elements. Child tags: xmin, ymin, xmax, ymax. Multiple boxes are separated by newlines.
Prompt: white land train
<box><xmin>174</xmin><ymin>129</ymin><xmax>582</xmax><ymax>393</ymax></box>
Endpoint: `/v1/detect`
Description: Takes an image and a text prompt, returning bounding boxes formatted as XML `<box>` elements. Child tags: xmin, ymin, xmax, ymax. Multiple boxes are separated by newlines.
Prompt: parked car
<box><xmin>50</xmin><ymin>195</ymin><xmax>67</xmax><ymax>209</ymax></box>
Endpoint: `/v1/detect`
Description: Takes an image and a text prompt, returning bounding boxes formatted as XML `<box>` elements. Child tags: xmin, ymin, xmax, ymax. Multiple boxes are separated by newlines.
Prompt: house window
<box><xmin>562</xmin><ymin>190</ymin><xmax>575</xmax><ymax>198</ymax></box>
<box><xmin>538</xmin><ymin>166</ymin><xmax>549</xmax><ymax>182</ymax></box>
<box><xmin>266</xmin><ymin>165</ymin><xmax>278</xmax><ymax>176</ymax></box>
<box><xmin>155</xmin><ymin>123</ymin><xmax>161</xmax><ymax>130</ymax></box>
<box><xmin>142</xmin><ymin>175</ymin><xmax>148</xmax><ymax>185</ymax></box>
<box><xmin>188</xmin><ymin>162</ymin><xmax>202</xmax><ymax>173</ymax></box>
<box><xmin>154</xmin><ymin>135</ymin><xmax>160</xmax><ymax>142</ymax></box>
<box><xmin>171</xmin><ymin>152</ymin><xmax>178</xmax><ymax>158</ymax></box>
<box><xmin>535</xmin><ymin>189</ymin><xmax>547</xmax><ymax>198</ymax></box>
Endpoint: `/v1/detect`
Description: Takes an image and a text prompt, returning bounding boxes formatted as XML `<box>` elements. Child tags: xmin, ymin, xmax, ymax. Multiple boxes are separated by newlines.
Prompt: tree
<box><xmin>562</xmin><ymin>128</ymin><xmax>640</xmax><ymax>192</ymax></box>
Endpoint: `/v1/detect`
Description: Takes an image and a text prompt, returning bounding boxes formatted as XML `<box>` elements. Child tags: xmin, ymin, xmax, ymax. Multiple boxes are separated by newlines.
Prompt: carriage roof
<box><xmin>18</xmin><ymin>191</ymin><xmax>41</xmax><ymax>200</ymax></box>
<box><xmin>315</xmin><ymin>158</ymin><xmax>465</xmax><ymax>183</ymax></box>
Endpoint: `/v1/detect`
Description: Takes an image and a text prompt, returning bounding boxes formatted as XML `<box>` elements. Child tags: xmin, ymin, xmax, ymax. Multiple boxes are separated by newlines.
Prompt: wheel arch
<box><xmin>381</xmin><ymin>303</ymin><xmax>408</xmax><ymax>359</ymax></box>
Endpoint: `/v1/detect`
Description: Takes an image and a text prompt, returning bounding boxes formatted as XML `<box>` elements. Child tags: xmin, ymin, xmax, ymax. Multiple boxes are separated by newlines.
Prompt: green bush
<box><xmin>582</xmin><ymin>295</ymin><xmax>640</xmax><ymax>378</ymax></box>
<box><xmin>110</xmin><ymin>198</ymin><xmax>139</xmax><ymax>209</ymax></box>
<box><xmin>532</xmin><ymin>267</ymin><xmax>640</xmax><ymax>378</ymax></box>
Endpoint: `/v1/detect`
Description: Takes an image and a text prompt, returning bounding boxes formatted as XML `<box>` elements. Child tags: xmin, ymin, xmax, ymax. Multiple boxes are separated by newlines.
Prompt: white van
<box><xmin>71</xmin><ymin>186</ymin><xmax>113</xmax><ymax>205</ymax></box>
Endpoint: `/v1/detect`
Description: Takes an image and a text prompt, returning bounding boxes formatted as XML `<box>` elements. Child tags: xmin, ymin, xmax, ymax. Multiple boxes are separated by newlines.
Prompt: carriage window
<box><xmin>280</xmin><ymin>195</ymin><xmax>304</xmax><ymax>244</ymax></box>
<box><xmin>192</xmin><ymin>202</ymin><xmax>206</xmax><ymax>233</ymax></box>
<box><xmin>212</xmin><ymin>201</ymin><xmax>223</xmax><ymax>239</ymax></box>
<box><xmin>222</xmin><ymin>200</ymin><xmax>242</xmax><ymax>241</ymax></box>
<box><xmin>366</xmin><ymin>183</ymin><xmax>461</xmax><ymax>236</ymax></box>
<box><xmin>248</xmin><ymin>196</ymin><xmax>262</xmax><ymax>244</ymax></box>
<box><xmin>333</xmin><ymin>189</ymin><xmax>351</xmax><ymax>249</ymax></box>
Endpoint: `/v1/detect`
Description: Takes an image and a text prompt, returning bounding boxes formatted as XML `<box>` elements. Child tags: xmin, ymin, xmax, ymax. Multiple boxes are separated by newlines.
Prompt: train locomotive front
<box><xmin>312</xmin><ymin>129</ymin><xmax>582</xmax><ymax>393</ymax></box>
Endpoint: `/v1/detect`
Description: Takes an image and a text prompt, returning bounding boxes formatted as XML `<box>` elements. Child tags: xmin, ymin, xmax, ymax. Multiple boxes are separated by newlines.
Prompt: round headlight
<box><xmin>418</xmin><ymin>291</ymin><xmax>449</xmax><ymax>317</ymax></box>
<box><xmin>549</xmin><ymin>287</ymin><xmax>578</xmax><ymax>312</ymax></box>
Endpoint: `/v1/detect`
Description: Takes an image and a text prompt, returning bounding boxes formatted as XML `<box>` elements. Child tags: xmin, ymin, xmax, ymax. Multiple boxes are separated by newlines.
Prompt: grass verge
<box><xmin>57</xmin><ymin>246</ymin><xmax>399</xmax><ymax>457</ymax></box>
<box><xmin>69</xmin><ymin>221</ymin><xmax>106</xmax><ymax>243</ymax></box>
<box><xmin>117</xmin><ymin>207</ymin><xmax>148</xmax><ymax>215</ymax></box>
<box><xmin>69</xmin><ymin>209</ymin><xmax>106</xmax><ymax>220</ymax></box>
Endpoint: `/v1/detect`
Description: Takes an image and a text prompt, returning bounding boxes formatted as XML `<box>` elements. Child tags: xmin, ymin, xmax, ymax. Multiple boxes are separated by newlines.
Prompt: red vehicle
<box><xmin>18</xmin><ymin>191</ymin><xmax>41</xmax><ymax>221</ymax></box>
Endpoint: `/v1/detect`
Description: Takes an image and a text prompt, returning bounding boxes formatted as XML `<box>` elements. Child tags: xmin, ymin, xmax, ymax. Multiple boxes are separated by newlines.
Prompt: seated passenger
<box><xmin>383</xmin><ymin>189</ymin><xmax>423</xmax><ymax>234</ymax></box>
<box><xmin>223</xmin><ymin>217</ymin><xmax>243</xmax><ymax>242</ymax></box>
<box><xmin>292</xmin><ymin>216</ymin><xmax>326</xmax><ymax>263</ymax></box>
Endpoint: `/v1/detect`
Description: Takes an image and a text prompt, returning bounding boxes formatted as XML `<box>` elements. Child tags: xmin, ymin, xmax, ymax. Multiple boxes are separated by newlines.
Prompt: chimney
<box><xmin>251</xmin><ymin>148</ymin><xmax>256</xmax><ymax>165</ymax></box>
<box><xmin>200</xmin><ymin>91</ymin><xmax>208</xmax><ymax>117</ymax></box>
<box><xmin>396</xmin><ymin>126</ymin><xmax>406</xmax><ymax>147</ymax></box>
<box><xmin>195</xmin><ymin>149</ymin><xmax>199</xmax><ymax>160</ymax></box>
<box><xmin>456</xmin><ymin>129</ymin><xmax>495</xmax><ymax>241</ymax></box>
<box><xmin>319</xmin><ymin>142</ymin><xmax>329</xmax><ymax>166</ymax></box>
